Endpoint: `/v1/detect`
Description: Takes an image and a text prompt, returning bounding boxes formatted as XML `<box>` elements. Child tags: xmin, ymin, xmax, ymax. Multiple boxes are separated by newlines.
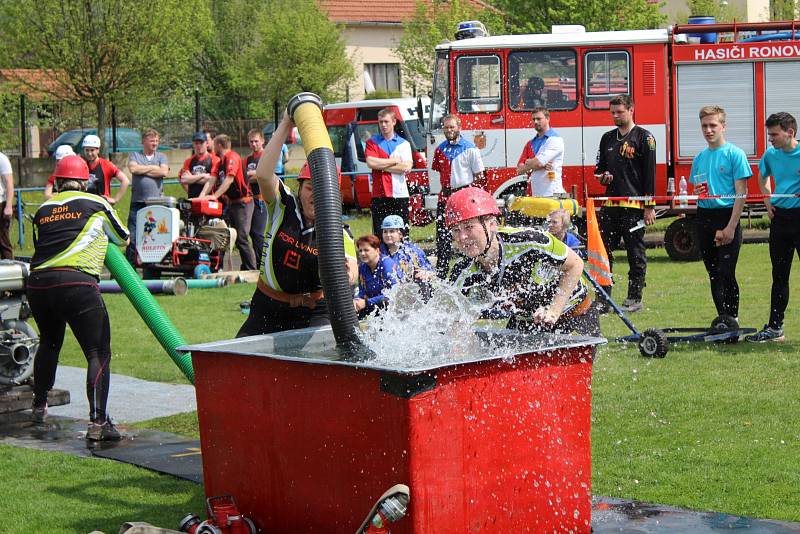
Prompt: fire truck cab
<box><xmin>426</xmin><ymin>20</ymin><xmax>800</xmax><ymax>259</ymax></box>
<box><xmin>324</xmin><ymin>97</ymin><xmax>433</xmax><ymax>226</ymax></box>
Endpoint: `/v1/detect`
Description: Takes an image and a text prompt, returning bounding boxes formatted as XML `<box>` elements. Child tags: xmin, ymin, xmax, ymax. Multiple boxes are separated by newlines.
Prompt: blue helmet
<box><xmin>381</xmin><ymin>215</ymin><xmax>405</xmax><ymax>230</ymax></box>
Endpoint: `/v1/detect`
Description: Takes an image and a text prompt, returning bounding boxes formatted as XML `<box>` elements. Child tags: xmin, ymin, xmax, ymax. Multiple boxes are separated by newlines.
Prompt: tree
<box><xmin>0</xmin><ymin>0</ymin><xmax>212</xmax><ymax>155</ymax></box>
<box><xmin>195</xmin><ymin>0</ymin><xmax>268</xmax><ymax>121</ymax></box>
<box><xmin>396</xmin><ymin>0</ymin><xmax>506</xmax><ymax>92</ymax></box>
<box><xmin>254</xmin><ymin>0</ymin><xmax>353</xmax><ymax>105</ymax></box>
<box><xmin>680</xmin><ymin>0</ymin><xmax>742</xmax><ymax>23</ymax></box>
<box><xmin>196</xmin><ymin>0</ymin><xmax>352</xmax><ymax>121</ymax></box>
<box><xmin>770</xmin><ymin>0</ymin><xmax>797</xmax><ymax>20</ymax></box>
<box><xmin>492</xmin><ymin>0</ymin><xmax>666</xmax><ymax>34</ymax></box>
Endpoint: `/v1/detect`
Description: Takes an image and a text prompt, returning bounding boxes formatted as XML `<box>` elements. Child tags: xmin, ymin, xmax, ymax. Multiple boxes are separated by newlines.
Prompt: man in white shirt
<box><xmin>515</xmin><ymin>107</ymin><xmax>565</xmax><ymax>198</ymax></box>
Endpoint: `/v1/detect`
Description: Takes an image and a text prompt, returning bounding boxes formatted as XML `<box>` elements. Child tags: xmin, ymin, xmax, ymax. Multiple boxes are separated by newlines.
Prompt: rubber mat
<box><xmin>592</xmin><ymin>497</ymin><xmax>800</xmax><ymax>533</ymax></box>
<box><xmin>92</xmin><ymin>437</ymin><xmax>202</xmax><ymax>484</ymax></box>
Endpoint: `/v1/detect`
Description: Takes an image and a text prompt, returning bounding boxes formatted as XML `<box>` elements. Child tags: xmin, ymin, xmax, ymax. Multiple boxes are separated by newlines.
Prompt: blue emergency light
<box><xmin>456</xmin><ymin>21</ymin><xmax>488</xmax><ymax>40</ymax></box>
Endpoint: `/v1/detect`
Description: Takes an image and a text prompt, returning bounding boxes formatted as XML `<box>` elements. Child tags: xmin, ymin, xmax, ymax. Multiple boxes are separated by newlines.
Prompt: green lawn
<box><xmin>5</xmin><ymin>198</ymin><xmax>800</xmax><ymax>529</ymax></box>
<box><xmin>0</xmin><ymin>444</ymin><xmax>204</xmax><ymax>533</ymax></box>
<box><xmin>592</xmin><ymin>243</ymin><xmax>800</xmax><ymax>521</ymax></box>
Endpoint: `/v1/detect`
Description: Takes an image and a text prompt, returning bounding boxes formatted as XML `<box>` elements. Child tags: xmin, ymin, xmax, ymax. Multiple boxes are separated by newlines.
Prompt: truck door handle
<box><xmin>490</xmin><ymin>115</ymin><xmax>504</xmax><ymax>124</ymax></box>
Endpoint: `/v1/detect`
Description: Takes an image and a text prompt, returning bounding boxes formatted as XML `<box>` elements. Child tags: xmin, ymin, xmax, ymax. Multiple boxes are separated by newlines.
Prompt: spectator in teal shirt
<box><xmin>689</xmin><ymin>105</ymin><xmax>751</xmax><ymax>320</ymax></box>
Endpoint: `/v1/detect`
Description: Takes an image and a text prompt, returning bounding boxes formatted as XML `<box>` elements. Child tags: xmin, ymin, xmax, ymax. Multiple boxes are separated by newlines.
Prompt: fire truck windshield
<box><xmin>430</xmin><ymin>51</ymin><xmax>450</xmax><ymax>132</ymax></box>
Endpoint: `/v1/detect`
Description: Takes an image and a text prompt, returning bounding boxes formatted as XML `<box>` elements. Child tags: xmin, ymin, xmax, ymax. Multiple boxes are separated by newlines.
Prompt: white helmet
<box><xmin>82</xmin><ymin>134</ymin><xmax>101</xmax><ymax>149</ymax></box>
<box><xmin>54</xmin><ymin>144</ymin><xmax>76</xmax><ymax>160</ymax></box>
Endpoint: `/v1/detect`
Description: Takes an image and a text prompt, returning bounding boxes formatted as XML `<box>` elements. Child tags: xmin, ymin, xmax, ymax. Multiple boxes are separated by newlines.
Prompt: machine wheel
<box><xmin>664</xmin><ymin>217</ymin><xmax>701</xmax><ymax>262</ymax></box>
<box><xmin>711</xmin><ymin>314</ymin><xmax>740</xmax><ymax>344</ymax></box>
<box><xmin>243</xmin><ymin>517</ymin><xmax>257</xmax><ymax>534</ymax></box>
<box><xmin>141</xmin><ymin>266</ymin><xmax>160</xmax><ymax>280</ymax></box>
<box><xmin>0</xmin><ymin>319</ymin><xmax>39</xmax><ymax>384</ymax></box>
<box><xmin>193</xmin><ymin>264</ymin><xmax>212</xmax><ymax>279</ymax></box>
<box><xmin>638</xmin><ymin>328</ymin><xmax>669</xmax><ymax>358</ymax></box>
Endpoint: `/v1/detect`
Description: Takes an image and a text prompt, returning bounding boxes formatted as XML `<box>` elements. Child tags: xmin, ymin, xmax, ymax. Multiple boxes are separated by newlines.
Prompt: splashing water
<box><xmin>356</xmin><ymin>279</ymin><xmax>527</xmax><ymax>368</ymax></box>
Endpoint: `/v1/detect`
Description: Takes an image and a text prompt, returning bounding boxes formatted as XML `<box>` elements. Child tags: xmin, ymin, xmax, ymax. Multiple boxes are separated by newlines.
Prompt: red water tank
<box><xmin>187</xmin><ymin>330</ymin><xmax>599</xmax><ymax>533</ymax></box>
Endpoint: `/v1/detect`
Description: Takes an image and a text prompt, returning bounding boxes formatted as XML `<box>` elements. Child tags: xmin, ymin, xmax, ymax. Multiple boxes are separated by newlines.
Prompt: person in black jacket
<box><xmin>594</xmin><ymin>95</ymin><xmax>656</xmax><ymax>313</ymax></box>
<box><xmin>28</xmin><ymin>155</ymin><xmax>130</xmax><ymax>441</ymax></box>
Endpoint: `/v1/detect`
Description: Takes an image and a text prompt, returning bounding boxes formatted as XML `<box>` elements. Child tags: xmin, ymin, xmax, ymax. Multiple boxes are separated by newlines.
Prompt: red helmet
<box><xmin>297</xmin><ymin>162</ymin><xmax>342</xmax><ymax>182</ymax></box>
<box><xmin>444</xmin><ymin>187</ymin><xmax>499</xmax><ymax>228</ymax></box>
<box><xmin>297</xmin><ymin>163</ymin><xmax>311</xmax><ymax>181</ymax></box>
<box><xmin>53</xmin><ymin>154</ymin><xmax>90</xmax><ymax>181</ymax></box>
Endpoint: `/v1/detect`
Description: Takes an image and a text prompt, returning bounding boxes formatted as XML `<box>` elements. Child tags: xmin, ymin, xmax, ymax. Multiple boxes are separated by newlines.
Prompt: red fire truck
<box><xmin>425</xmin><ymin>20</ymin><xmax>800</xmax><ymax>259</ymax></box>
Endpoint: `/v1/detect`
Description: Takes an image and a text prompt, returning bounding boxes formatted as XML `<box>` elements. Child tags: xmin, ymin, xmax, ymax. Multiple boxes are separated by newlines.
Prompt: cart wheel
<box><xmin>711</xmin><ymin>314</ymin><xmax>740</xmax><ymax>344</ymax></box>
<box><xmin>193</xmin><ymin>264</ymin><xmax>212</xmax><ymax>279</ymax></box>
<box><xmin>638</xmin><ymin>329</ymin><xmax>668</xmax><ymax>358</ymax></box>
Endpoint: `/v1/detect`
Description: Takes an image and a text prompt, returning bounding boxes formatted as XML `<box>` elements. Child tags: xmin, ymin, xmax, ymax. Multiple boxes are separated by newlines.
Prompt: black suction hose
<box><xmin>287</xmin><ymin>93</ymin><xmax>362</xmax><ymax>350</ymax></box>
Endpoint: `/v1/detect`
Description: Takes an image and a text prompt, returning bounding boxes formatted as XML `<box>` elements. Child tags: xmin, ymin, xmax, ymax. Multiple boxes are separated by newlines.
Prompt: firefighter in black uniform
<box><xmin>237</xmin><ymin>114</ymin><xmax>358</xmax><ymax>337</ymax></box>
<box><xmin>28</xmin><ymin>155</ymin><xmax>130</xmax><ymax>441</ymax></box>
<box><xmin>594</xmin><ymin>95</ymin><xmax>657</xmax><ymax>313</ymax></box>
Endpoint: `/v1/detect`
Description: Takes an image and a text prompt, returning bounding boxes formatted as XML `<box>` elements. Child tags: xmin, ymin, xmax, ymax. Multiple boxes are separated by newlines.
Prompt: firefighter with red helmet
<box><xmin>237</xmin><ymin>114</ymin><xmax>358</xmax><ymax>337</ymax></box>
<box><xmin>27</xmin><ymin>155</ymin><xmax>130</xmax><ymax>441</ymax></box>
<box><xmin>446</xmin><ymin>187</ymin><xmax>598</xmax><ymax>335</ymax></box>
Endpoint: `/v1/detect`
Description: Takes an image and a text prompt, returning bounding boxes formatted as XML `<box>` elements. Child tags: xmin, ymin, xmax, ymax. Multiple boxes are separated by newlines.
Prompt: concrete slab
<box><xmin>47</xmin><ymin>366</ymin><xmax>196</xmax><ymax>423</ymax></box>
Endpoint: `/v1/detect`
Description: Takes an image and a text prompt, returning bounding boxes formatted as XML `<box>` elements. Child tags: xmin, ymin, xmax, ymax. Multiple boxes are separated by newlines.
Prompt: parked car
<box><xmin>46</xmin><ymin>127</ymin><xmax>172</xmax><ymax>156</ymax></box>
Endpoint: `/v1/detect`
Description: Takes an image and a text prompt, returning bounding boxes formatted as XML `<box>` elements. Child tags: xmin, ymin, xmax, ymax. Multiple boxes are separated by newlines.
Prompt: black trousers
<box><xmin>370</xmin><ymin>197</ymin><xmax>409</xmax><ymax>237</ymax></box>
<box><xmin>696</xmin><ymin>208</ymin><xmax>742</xmax><ymax>318</ymax></box>
<box><xmin>237</xmin><ymin>288</ymin><xmax>329</xmax><ymax>337</ymax></box>
<box><xmin>27</xmin><ymin>270</ymin><xmax>112</xmax><ymax>423</ymax></box>
<box><xmin>598</xmin><ymin>206</ymin><xmax>647</xmax><ymax>300</ymax></box>
<box><xmin>767</xmin><ymin>208</ymin><xmax>800</xmax><ymax>329</ymax></box>
<box><xmin>226</xmin><ymin>200</ymin><xmax>257</xmax><ymax>271</ymax></box>
<box><xmin>0</xmin><ymin>202</ymin><xmax>13</xmax><ymax>260</ymax></box>
<box><xmin>250</xmin><ymin>199</ymin><xmax>268</xmax><ymax>269</ymax></box>
<box><xmin>435</xmin><ymin>193</ymin><xmax>455</xmax><ymax>279</ymax></box>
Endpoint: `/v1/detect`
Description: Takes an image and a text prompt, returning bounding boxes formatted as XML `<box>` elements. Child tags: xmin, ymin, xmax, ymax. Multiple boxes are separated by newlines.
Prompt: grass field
<box><xmin>4</xmin><ymin>190</ymin><xmax>800</xmax><ymax>531</ymax></box>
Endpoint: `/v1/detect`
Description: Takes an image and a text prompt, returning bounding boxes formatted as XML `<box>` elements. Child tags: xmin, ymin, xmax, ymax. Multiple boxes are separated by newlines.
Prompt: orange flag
<box><xmin>585</xmin><ymin>198</ymin><xmax>612</xmax><ymax>287</ymax></box>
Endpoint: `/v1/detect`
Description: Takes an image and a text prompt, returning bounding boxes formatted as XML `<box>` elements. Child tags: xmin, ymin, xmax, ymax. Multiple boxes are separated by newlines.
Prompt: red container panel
<box><xmin>192</xmin><ymin>344</ymin><xmax>594</xmax><ymax>533</ymax></box>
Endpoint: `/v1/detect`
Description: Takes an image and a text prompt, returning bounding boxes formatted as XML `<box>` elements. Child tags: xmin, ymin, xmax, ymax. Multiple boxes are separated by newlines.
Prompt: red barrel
<box><xmin>185</xmin><ymin>329</ymin><xmax>601</xmax><ymax>533</ymax></box>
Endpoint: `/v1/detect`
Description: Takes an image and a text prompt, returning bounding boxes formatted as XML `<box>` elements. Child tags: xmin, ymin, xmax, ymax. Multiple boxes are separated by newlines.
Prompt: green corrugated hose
<box><xmin>104</xmin><ymin>245</ymin><xmax>194</xmax><ymax>384</ymax></box>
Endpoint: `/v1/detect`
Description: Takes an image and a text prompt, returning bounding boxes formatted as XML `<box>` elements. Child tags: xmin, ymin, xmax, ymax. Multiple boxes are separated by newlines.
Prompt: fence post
<box><xmin>195</xmin><ymin>89</ymin><xmax>201</xmax><ymax>132</ymax></box>
<box><xmin>19</xmin><ymin>95</ymin><xmax>27</xmax><ymax>158</ymax></box>
<box><xmin>16</xmin><ymin>191</ymin><xmax>24</xmax><ymax>249</ymax></box>
<box><xmin>111</xmin><ymin>102</ymin><xmax>118</xmax><ymax>153</ymax></box>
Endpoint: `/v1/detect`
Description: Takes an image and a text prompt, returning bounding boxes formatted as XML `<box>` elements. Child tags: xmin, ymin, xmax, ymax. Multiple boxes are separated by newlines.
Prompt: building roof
<box><xmin>0</xmin><ymin>68</ymin><xmax>71</xmax><ymax>100</ymax></box>
<box><xmin>319</xmin><ymin>0</ymin><xmax>494</xmax><ymax>24</ymax></box>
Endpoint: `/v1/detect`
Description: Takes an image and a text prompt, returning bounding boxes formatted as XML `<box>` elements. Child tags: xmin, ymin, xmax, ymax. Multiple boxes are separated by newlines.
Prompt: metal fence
<box><xmin>0</xmin><ymin>92</ymin><xmax>284</xmax><ymax>157</ymax></box>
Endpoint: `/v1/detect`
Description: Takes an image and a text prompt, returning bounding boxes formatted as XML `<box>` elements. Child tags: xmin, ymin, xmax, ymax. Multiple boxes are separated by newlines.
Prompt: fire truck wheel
<box><xmin>664</xmin><ymin>218</ymin><xmax>701</xmax><ymax>262</ymax></box>
<box><xmin>638</xmin><ymin>328</ymin><xmax>668</xmax><ymax>358</ymax></box>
